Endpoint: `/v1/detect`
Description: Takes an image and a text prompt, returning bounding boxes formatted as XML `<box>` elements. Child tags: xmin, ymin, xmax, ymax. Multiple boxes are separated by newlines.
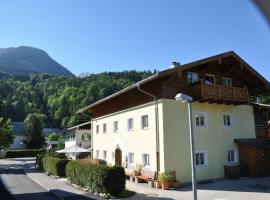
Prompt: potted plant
<box><xmin>133</xmin><ymin>170</ymin><xmax>140</xmax><ymax>176</ymax></box>
<box><xmin>154</xmin><ymin>180</ymin><xmax>161</xmax><ymax>188</ymax></box>
<box><xmin>158</xmin><ymin>172</ymin><xmax>174</xmax><ymax>190</ymax></box>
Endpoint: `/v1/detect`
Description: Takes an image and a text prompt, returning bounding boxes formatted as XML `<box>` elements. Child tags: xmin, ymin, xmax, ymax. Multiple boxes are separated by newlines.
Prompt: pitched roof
<box><xmin>12</xmin><ymin>122</ymin><xmax>28</xmax><ymax>136</ymax></box>
<box><xmin>77</xmin><ymin>51</ymin><xmax>270</xmax><ymax>117</ymax></box>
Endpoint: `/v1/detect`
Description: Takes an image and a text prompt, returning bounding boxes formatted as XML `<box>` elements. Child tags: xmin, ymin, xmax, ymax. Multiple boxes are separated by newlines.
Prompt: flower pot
<box><xmin>161</xmin><ymin>182</ymin><xmax>170</xmax><ymax>190</ymax></box>
<box><xmin>154</xmin><ymin>181</ymin><xmax>161</xmax><ymax>188</ymax></box>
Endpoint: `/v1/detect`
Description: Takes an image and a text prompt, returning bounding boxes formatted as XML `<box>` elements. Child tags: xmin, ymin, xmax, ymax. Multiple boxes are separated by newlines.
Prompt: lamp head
<box><xmin>175</xmin><ymin>93</ymin><xmax>193</xmax><ymax>102</ymax></box>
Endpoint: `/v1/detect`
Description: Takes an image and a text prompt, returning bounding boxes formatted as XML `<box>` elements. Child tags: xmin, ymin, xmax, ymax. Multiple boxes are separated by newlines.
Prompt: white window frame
<box><xmin>142</xmin><ymin>153</ymin><xmax>150</xmax><ymax>167</ymax></box>
<box><xmin>127</xmin><ymin>118</ymin><xmax>134</xmax><ymax>131</ymax></box>
<box><xmin>227</xmin><ymin>150</ymin><xmax>237</xmax><ymax>164</ymax></box>
<box><xmin>96</xmin><ymin>150</ymin><xmax>99</xmax><ymax>159</ymax></box>
<box><xmin>195</xmin><ymin>151</ymin><xmax>208</xmax><ymax>168</ymax></box>
<box><xmin>222</xmin><ymin>77</ymin><xmax>232</xmax><ymax>86</ymax></box>
<box><xmin>194</xmin><ymin>112</ymin><xmax>208</xmax><ymax>128</ymax></box>
<box><xmin>103</xmin><ymin>150</ymin><xmax>107</xmax><ymax>160</ymax></box>
<box><xmin>113</xmin><ymin>121</ymin><xmax>118</xmax><ymax>133</ymax></box>
<box><xmin>96</xmin><ymin>125</ymin><xmax>99</xmax><ymax>134</ymax></box>
<box><xmin>141</xmin><ymin>115</ymin><xmax>149</xmax><ymax>129</ymax></box>
<box><xmin>128</xmin><ymin>152</ymin><xmax>135</xmax><ymax>166</ymax></box>
<box><xmin>205</xmin><ymin>73</ymin><xmax>216</xmax><ymax>84</ymax></box>
<box><xmin>223</xmin><ymin>113</ymin><xmax>233</xmax><ymax>128</ymax></box>
<box><xmin>187</xmin><ymin>72</ymin><xmax>199</xmax><ymax>85</ymax></box>
<box><xmin>103</xmin><ymin>123</ymin><xmax>107</xmax><ymax>133</ymax></box>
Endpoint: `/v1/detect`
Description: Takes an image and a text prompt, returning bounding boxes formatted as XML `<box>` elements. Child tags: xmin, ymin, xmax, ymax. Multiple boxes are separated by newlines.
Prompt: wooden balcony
<box><xmin>185</xmin><ymin>82</ymin><xmax>250</xmax><ymax>104</ymax></box>
<box><xmin>256</xmin><ymin>127</ymin><xmax>270</xmax><ymax>138</ymax></box>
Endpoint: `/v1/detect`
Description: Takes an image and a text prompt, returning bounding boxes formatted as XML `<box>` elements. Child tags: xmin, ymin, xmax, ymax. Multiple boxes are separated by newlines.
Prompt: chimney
<box><xmin>169</xmin><ymin>61</ymin><xmax>181</xmax><ymax>69</ymax></box>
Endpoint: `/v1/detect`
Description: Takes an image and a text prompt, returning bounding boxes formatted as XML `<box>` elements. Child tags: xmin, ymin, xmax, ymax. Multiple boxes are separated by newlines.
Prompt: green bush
<box><xmin>66</xmin><ymin>160</ymin><xmax>125</xmax><ymax>196</ymax></box>
<box><xmin>6</xmin><ymin>149</ymin><xmax>43</xmax><ymax>158</ymax></box>
<box><xmin>43</xmin><ymin>156</ymin><xmax>70</xmax><ymax>177</ymax></box>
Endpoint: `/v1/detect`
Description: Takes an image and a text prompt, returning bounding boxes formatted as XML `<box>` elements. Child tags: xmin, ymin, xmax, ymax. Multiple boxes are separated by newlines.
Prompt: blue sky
<box><xmin>0</xmin><ymin>0</ymin><xmax>270</xmax><ymax>80</ymax></box>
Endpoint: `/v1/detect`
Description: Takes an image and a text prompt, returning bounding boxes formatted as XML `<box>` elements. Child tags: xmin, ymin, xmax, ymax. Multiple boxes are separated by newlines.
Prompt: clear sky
<box><xmin>0</xmin><ymin>0</ymin><xmax>269</xmax><ymax>80</ymax></box>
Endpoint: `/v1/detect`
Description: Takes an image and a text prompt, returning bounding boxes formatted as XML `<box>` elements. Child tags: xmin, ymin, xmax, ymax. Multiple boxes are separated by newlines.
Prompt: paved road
<box><xmin>0</xmin><ymin>158</ymin><xmax>59</xmax><ymax>200</ymax></box>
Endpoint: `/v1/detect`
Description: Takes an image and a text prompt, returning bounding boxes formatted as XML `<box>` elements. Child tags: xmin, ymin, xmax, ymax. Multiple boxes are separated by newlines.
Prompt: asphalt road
<box><xmin>0</xmin><ymin>159</ymin><xmax>59</xmax><ymax>200</ymax></box>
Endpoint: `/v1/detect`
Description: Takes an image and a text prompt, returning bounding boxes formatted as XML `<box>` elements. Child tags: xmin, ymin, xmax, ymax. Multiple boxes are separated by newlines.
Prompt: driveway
<box><xmin>0</xmin><ymin>157</ymin><xmax>59</xmax><ymax>200</ymax></box>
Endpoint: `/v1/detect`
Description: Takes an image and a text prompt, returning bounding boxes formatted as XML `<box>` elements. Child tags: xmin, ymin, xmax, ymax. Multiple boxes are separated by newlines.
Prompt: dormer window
<box><xmin>187</xmin><ymin>72</ymin><xmax>199</xmax><ymax>85</ymax></box>
<box><xmin>222</xmin><ymin>77</ymin><xmax>232</xmax><ymax>86</ymax></box>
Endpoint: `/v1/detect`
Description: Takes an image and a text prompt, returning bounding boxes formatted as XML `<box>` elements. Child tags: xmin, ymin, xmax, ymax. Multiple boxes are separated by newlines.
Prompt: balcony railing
<box><xmin>185</xmin><ymin>82</ymin><xmax>249</xmax><ymax>104</ymax></box>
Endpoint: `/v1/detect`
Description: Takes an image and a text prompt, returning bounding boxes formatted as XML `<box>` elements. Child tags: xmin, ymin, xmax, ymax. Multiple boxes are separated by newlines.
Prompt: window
<box><xmin>141</xmin><ymin>115</ymin><xmax>149</xmax><ymax>129</ymax></box>
<box><xmin>113</xmin><ymin>121</ymin><xmax>118</xmax><ymax>132</ymax></box>
<box><xmin>127</xmin><ymin>118</ymin><xmax>134</xmax><ymax>131</ymax></box>
<box><xmin>187</xmin><ymin>72</ymin><xmax>199</xmax><ymax>85</ymax></box>
<box><xmin>103</xmin><ymin>150</ymin><xmax>107</xmax><ymax>159</ymax></box>
<box><xmin>128</xmin><ymin>153</ymin><xmax>134</xmax><ymax>165</ymax></box>
<box><xmin>195</xmin><ymin>112</ymin><xmax>208</xmax><ymax>128</ymax></box>
<box><xmin>142</xmin><ymin>153</ymin><xmax>150</xmax><ymax>167</ymax></box>
<box><xmin>96</xmin><ymin>150</ymin><xmax>99</xmax><ymax>158</ymax></box>
<box><xmin>222</xmin><ymin>77</ymin><xmax>232</xmax><ymax>86</ymax></box>
<box><xmin>96</xmin><ymin>125</ymin><xmax>99</xmax><ymax>134</ymax></box>
<box><xmin>227</xmin><ymin>150</ymin><xmax>236</xmax><ymax>163</ymax></box>
<box><xmin>195</xmin><ymin>152</ymin><xmax>208</xmax><ymax>167</ymax></box>
<box><xmin>223</xmin><ymin>113</ymin><xmax>232</xmax><ymax>127</ymax></box>
<box><xmin>103</xmin><ymin>123</ymin><xmax>107</xmax><ymax>133</ymax></box>
<box><xmin>205</xmin><ymin>74</ymin><xmax>215</xmax><ymax>84</ymax></box>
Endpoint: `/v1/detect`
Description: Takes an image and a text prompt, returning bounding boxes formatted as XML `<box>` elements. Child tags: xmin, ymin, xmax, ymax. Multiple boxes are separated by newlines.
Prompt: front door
<box><xmin>115</xmin><ymin>148</ymin><xmax>122</xmax><ymax>166</ymax></box>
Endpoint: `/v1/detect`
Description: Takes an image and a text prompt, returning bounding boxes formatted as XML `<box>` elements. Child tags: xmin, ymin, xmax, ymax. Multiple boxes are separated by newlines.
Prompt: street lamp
<box><xmin>175</xmin><ymin>93</ymin><xmax>197</xmax><ymax>200</ymax></box>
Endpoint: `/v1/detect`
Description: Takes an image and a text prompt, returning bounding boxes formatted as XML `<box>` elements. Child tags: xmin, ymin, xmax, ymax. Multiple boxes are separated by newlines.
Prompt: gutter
<box><xmin>136</xmin><ymin>83</ymin><xmax>160</xmax><ymax>174</ymax></box>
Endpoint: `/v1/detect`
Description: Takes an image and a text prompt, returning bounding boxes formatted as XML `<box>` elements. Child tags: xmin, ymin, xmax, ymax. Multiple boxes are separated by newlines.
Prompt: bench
<box><xmin>125</xmin><ymin>166</ymin><xmax>135</xmax><ymax>181</ymax></box>
<box><xmin>135</xmin><ymin>168</ymin><xmax>156</xmax><ymax>183</ymax></box>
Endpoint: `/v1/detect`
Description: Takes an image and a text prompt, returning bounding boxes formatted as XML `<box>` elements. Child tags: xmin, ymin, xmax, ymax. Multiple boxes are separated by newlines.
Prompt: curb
<box><xmin>23</xmin><ymin>164</ymin><xmax>65</xmax><ymax>200</ymax></box>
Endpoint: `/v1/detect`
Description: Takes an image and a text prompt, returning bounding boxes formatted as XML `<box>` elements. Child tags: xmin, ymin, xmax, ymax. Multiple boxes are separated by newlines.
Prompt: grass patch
<box><xmin>115</xmin><ymin>189</ymin><xmax>136</xmax><ymax>198</ymax></box>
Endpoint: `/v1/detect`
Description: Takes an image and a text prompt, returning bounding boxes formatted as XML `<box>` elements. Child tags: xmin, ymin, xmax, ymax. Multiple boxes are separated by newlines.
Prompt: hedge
<box><xmin>66</xmin><ymin>160</ymin><xmax>125</xmax><ymax>196</ymax></box>
<box><xmin>43</xmin><ymin>156</ymin><xmax>70</xmax><ymax>177</ymax></box>
<box><xmin>6</xmin><ymin>149</ymin><xmax>43</xmax><ymax>158</ymax></box>
<box><xmin>36</xmin><ymin>153</ymin><xmax>46</xmax><ymax>171</ymax></box>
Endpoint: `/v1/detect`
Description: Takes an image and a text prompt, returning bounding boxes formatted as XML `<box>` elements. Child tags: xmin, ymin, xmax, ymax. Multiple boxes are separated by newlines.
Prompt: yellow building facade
<box><xmin>92</xmin><ymin>98</ymin><xmax>256</xmax><ymax>183</ymax></box>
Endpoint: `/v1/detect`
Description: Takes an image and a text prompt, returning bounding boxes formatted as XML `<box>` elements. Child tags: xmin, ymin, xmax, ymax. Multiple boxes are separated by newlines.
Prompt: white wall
<box><xmin>92</xmin><ymin>101</ymin><xmax>164</xmax><ymax>171</ymax></box>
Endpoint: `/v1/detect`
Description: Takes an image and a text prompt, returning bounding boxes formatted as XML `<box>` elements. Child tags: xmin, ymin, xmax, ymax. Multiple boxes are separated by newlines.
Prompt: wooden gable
<box><xmin>79</xmin><ymin>51</ymin><xmax>270</xmax><ymax>118</ymax></box>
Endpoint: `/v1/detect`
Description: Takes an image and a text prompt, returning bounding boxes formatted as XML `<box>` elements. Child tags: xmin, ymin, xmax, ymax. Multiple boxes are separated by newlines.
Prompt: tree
<box><xmin>0</xmin><ymin>118</ymin><xmax>14</xmax><ymax>149</ymax></box>
<box><xmin>25</xmin><ymin>113</ymin><xmax>46</xmax><ymax>149</ymax></box>
<box><xmin>57</xmin><ymin>135</ymin><xmax>65</xmax><ymax>150</ymax></box>
<box><xmin>48</xmin><ymin>133</ymin><xmax>59</xmax><ymax>141</ymax></box>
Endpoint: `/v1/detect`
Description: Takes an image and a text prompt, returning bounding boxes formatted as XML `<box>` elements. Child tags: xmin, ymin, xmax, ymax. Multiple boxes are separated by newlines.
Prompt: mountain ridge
<box><xmin>0</xmin><ymin>46</ymin><xmax>74</xmax><ymax>76</ymax></box>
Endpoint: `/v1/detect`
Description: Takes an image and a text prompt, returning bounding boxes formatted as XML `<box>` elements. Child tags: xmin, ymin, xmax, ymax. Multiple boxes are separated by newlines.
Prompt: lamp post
<box><xmin>175</xmin><ymin>93</ymin><xmax>197</xmax><ymax>200</ymax></box>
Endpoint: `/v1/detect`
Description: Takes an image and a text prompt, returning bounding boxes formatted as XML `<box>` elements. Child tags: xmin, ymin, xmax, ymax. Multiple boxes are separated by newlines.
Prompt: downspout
<box><xmin>136</xmin><ymin>83</ymin><xmax>160</xmax><ymax>174</ymax></box>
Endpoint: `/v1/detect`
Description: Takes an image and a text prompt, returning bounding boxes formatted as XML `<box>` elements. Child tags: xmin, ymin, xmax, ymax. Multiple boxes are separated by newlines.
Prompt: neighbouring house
<box><xmin>42</xmin><ymin>128</ymin><xmax>61</xmax><ymax>150</ymax></box>
<box><xmin>62</xmin><ymin>121</ymin><xmax>91</xmax><ymax>159</ymax></box>
<box><xmin>42</xmin><ymin>128</ymin><xmax>61</xmax><ymax>138</ymax></box>
<box><xmin>77</xmin><ymin>51</ymin><xmax>270</xmax><ymax>183</ymax></box>
<box><xmin>10</xmin><ymin>122</ymin><xmax>29</xmax><ymax>149</ymax></box>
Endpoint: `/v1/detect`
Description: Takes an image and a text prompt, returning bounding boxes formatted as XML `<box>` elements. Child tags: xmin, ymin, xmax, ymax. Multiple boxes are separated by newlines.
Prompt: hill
<box><xmin>0</xmin><ymin>46</ymin><xmax>73</xmax><ymax>76</ymax></box>
<box><xmin>0</xmin><ymin>71</ymin><xmax>153</xmax><ymax>129</ymax></box>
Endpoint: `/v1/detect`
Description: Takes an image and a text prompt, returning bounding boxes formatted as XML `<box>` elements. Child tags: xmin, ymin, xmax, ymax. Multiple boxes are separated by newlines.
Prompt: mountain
<box><xmin>0</xmin><ymin>46</ymin><xmax>74</xmax><ymax>76</ymax></box>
